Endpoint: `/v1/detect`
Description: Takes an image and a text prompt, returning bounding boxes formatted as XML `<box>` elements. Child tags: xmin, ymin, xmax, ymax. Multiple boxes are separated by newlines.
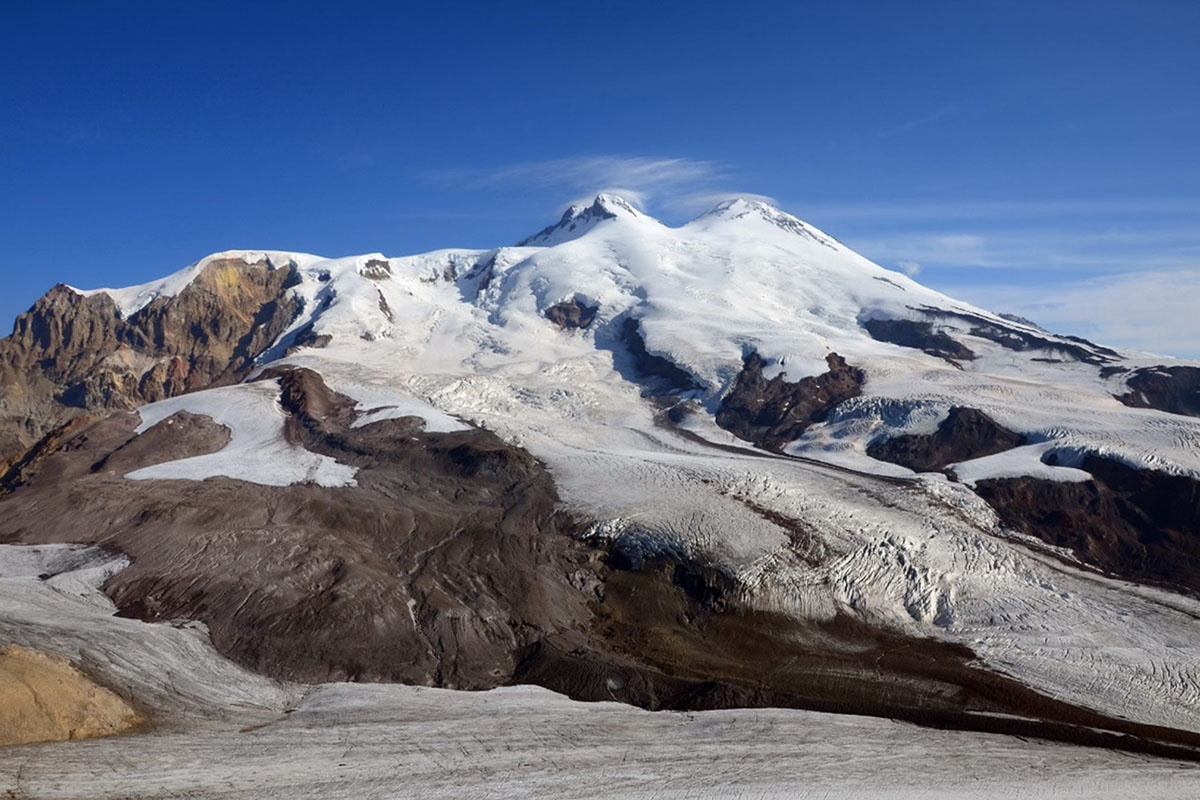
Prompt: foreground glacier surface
<box><xmin>2</xmin><ymin>544</ymin><xmax>1196</xmax><ymax>799</ymax></box>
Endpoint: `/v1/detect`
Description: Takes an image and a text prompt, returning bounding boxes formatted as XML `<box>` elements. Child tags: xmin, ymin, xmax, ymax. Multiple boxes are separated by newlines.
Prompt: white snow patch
<box><xmin>127</xmin><ymin>380</ymin><xmax>357</xmax><ymax>487</ymax></box>
<box><xmin>320</xmin><ymin>376</ymin><xmax>471</xmax><ymax>432</ymax></box>
<box><xmin>950</xmin><ymin>442</ymin><xmax>1093</xmax><ymax>486</ymax></box>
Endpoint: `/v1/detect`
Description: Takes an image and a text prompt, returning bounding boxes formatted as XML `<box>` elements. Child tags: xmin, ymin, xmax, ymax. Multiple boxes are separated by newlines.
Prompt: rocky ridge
<box><xmin>0</xmin><ymin>255</ymin><xmax>301</xmax><ymax>468</ymax></box>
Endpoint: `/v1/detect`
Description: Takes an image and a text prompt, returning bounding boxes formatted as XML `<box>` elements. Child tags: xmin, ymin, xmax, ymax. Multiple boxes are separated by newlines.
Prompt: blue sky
<box><xmin>3</xmin><ymin>1</ymin><xmax>1198</xmax><ymax>355</ymax></box>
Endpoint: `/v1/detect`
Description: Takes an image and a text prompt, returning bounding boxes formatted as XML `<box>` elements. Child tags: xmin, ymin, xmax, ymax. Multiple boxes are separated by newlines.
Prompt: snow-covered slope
<box><xmin>79</xmin><ymin>194</ymin><xmax>1197</xmax><ymax>483</ymax></box>
<box><xmin>53</xmin><ymin>196</ymin><xmax>1200</xmax><ymax>737</ymax></box>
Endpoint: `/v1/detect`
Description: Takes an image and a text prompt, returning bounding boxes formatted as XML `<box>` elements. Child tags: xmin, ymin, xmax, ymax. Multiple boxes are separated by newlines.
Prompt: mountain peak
<box><xmin>688</xmin><ymin>196</ymin><xmax>838</xmax><ymax>248</ymax></box>
<box><xmin>516</xmin><ymin>193</ymin><xmax>653</xmax><ymax>247</ymax></box>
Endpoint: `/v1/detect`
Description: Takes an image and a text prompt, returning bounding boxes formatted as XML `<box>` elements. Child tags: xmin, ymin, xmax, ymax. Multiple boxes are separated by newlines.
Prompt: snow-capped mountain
<box><xmin>3</xmin><ymin>196</ymin><xmax>1200</xmax><ymax>760</ymax></box>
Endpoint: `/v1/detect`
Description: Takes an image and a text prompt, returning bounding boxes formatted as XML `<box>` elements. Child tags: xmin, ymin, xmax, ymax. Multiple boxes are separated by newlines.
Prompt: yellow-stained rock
<box><xmin>0</xmin><ymin>644</ymin><xmax>143</xmax><ymax>746</ymax></box>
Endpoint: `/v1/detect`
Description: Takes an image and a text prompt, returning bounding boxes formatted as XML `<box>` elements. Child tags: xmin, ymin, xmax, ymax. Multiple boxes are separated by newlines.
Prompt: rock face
<box><xmin>545</xmin><ymin>298</ymin><xmax>599</xmax><ymax>330</ymax></box>
<box><xmin>862</xmin><ymin>318</ymin><xmax>976</xmax><ymax>362</ymax></box>
<box><xmin>975</xmin><ymin>455</ymin><xmax>1200</xmax><ymax>595</ymax></box>
<box><xmin>0</xmin><ymin>644</ymin><xmax>143</xmax><ymax>746</ymax></box>
<box><xmin>0</xmin><ymin>257</ymin><xmax>301</xmax><ymax>467</ymax></box>
<box><xmin>867</xmin><ymin>407</ymin><xmax>1024</xmax><ymax>473</ymax></box>
<box><xmin>515</xmin><ymin>538</ymin><xmax>1200</xmax><ymax>761</ymax></box>
<box><xmin>1116</xmin><ymin>365</ymin><xmax>1200</xmax><ymax>418</ymax></box>
<box><xmin>716</xmin><ymin>352</ymin><xmax>865</xmax><ymax>452</ymax></box>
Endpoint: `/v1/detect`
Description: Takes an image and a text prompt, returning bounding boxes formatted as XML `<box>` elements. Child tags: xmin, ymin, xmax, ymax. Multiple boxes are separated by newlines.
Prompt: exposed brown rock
<box><xmin>0</xmin><ymin>257</ymin><xmax>302</xmax><ymax>465</ymax></box>
<box><xmin>716</xmin><ymin>352</ymin><xmax>865</xmax><ymax>452</ymax></box>
<box><xmin>0</xmin><ymin>645</ymin><xmax>143</xmax><ymax>746</ymax></box>
<box><xmin>862</xmin><ymin>318</ymin><xmax>976</xmax><ymax>362</ymax></box>
<box><xmin>359</xmin><ymin>259</ymin><xmax>392</xmax><ymax>280</ymax></box>
<box><xmin>1116</xmin><ymin>365</ymin><xmax>1200</xmax><ymax>418</ymax></box>
<box><xmin>545</xmin><ymin>298</ymin><xmax>598</xmax><ymax>330</ymax></box>
<box><xmin>975</xmin><ymin>454</ymin><xmax>1200</xmax><ymax>595</ymax></box>
<box><xmin>867</xmin><ymin>407</ymin><xmax>1024</xmax><ymax>473</ymax></box>
<box><xmin>284</xmin><ymin>324</ymin><xmax>333</xmax><ymax>356</ymax></box>
<box><xmin>0</xmin><ymin>369</ymin><xmax>595</xmax><ymax>688</ymax></box>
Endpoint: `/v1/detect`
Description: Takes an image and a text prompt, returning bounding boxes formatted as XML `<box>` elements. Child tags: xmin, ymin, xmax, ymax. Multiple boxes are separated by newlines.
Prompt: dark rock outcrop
<box><xmin>867</xmin><ymin>407</ymin><xmax>1024</xmax><ymax>473</ymax></box>
<box><xmin>545</xmin><ymin>298</ymin><xmax>598</xmax><ymax>330</ymax></box>
<box><xmin>1116</xmin><ymin>365</ymin><xmax>1200</xmax><ymax>418</ymax></box>
<box><xmin>862</xmin><ymin>318</ymin><xmax>976</xmax><ymax>362</ymax></box>
<box><xmin>975</xmin><ymin>454</ymin><xmax>1200</xmax><ymax>595</ymax></box>
<box><xmin>0</xmin><ymin>257</ymin><xmax>303</xmax><ymax>466</ymax></box>
<box><xmin>716</xmin><ymin>352</ymin><xmax>865</xmax><ymax>452</ymax></box>
<box><xmin>913</xmin><ymin>306</ymin><xmax>1120</xmax><ymax>364</ymax></box>
<box><xmin>358</xmin><ymin>258</ymin><xmax>392</xmax><ymax>280</ymax></box>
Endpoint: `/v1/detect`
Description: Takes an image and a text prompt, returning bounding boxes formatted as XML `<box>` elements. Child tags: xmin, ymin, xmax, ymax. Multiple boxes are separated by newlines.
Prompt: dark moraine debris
<box><xmin>545</xmin><ymin>298</ymin><xmax>599</xmax><ymax>330</ymax></box>
<box><xmin>867</xmin><ymin>407</ymin><xmax>1024</xmax><ymax>473</ymax></box>
<box><xmin>1116</xmin><ymin>365</ymin><xmax>1200</xmax><ymax>418</ymax></box>
<box><xmin>862</xmin><ymin>318</ymin><xmax>976</xmax><ymax>362</ymax></box>
<box><xmin>0</xmin><ymin>367</ymin><xmax>597</xmax><ymax>688</ymax></box>
<box><xmin>974</xmin><ymin>454</ymin><xmax>1200</xmax><ymax>595</ymax></box>
<box><xmin>619</xmin><ymin>318</ymin><xmax>702</xmax><ymax>393</ymax></box>
<box><xmin>517</xmin><ymin>531</ymin><xmax>1200</xmax><ymax>761</ymax></box>
<box><xmin>716</xmin><ymin>352</ymin><xmax>865</xmax><ymax>452</ymax></box>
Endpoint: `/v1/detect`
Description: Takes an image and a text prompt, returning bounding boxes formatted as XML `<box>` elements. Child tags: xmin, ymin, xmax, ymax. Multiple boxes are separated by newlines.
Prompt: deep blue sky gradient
<box><xmin>3</xmin><ymin>1</ymin><xmax>1197</xmax><ymax>353</ymax></box>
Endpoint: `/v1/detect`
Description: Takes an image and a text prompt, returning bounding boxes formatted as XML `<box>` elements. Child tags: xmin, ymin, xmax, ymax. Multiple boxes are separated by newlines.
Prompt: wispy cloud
<box><xmin>850</xmin><ymin>227</ymin><xmax>1200</xmax><ymax>272</ymax></box>
<box><xmin>825</xmin><ymin>197</ymin><xmax>1200</xmax><ymax>358</ymax></box>
<box><xmin>807</xmin><ymin>198</ymin><xmax>1200</xmax><ymax>223</ymax></box>
<box><xmin>876</xmin><ymin>104</ymin><xmax>960</xmax><ymax>139</ymax></box>
<box><xmin>431</xmin><ymin>155</ymin><xmax>726</xmax><ymax>210</ymax></box>
<box><xmin>427</xmin><ymin>155</ymin><xmax>788</xmax><ymax>219</ymax></box>
<box><xmin>946</xmin><ymin>269</ymin><xmax>1200</xmax><ymax>359</ymax></box>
